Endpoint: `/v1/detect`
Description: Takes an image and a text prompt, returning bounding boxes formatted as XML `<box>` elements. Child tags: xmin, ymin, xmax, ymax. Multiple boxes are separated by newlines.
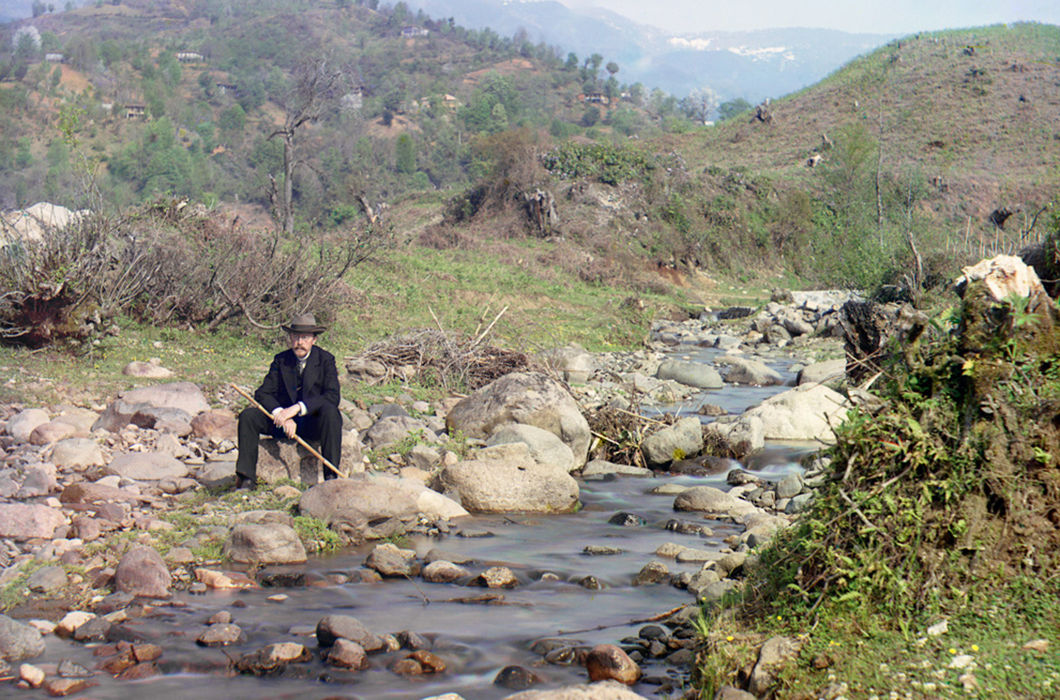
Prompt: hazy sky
<box><xmin>558</xmin><ymin>0</ymin><xmax>1060</xmax><ymax>35</ymax></box>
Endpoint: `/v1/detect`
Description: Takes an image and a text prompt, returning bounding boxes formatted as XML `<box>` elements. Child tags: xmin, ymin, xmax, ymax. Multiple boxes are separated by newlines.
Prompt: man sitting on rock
<box><xmin>235</xmin><ymin>313</ymin><xmax>341</xmax><ymax>489</ymax></box>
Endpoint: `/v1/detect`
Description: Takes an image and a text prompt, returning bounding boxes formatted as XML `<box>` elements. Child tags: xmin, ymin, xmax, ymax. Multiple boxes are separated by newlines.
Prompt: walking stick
<box><xmin>229</xmin><ymin>383</ymin><xmax>348</xmax><ymax>479</ymax></box>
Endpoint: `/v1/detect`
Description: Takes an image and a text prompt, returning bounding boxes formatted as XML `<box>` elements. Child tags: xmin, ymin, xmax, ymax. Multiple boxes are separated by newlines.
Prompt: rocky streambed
<box><xmin>0</xmin><ymin>292</ymin><xmax>857</xmax><ymax>699</ymax></box>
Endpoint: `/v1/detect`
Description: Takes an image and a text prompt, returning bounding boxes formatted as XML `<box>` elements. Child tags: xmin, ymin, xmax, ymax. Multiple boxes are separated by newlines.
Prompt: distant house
<box><xmin>401</xmin><ymin>26</ymin><xmax>429</xmax><ymax>38</ymax></box>
<box><xmin>176</xmin><ymin>52</ymin><xmax>204</xmax><ymax>63</ymax></box>
<box><xmin>44</xmin><ymin>53</ymin><xmax>64</xmax><ymax>63</ymax></box>
<box><xmin>581</xmin><ymin>92</ymin><xmax>609</xmax><ymax>105</ymax></box>
<box><xmin>215</xmin><ymin>82</ymin><xmax>238</xmax><ymax>96</ymax></box>
<box><xmin>125</xmin><ymin>104</ymin><xmax>147</xmax><ymax>119</ymax></box>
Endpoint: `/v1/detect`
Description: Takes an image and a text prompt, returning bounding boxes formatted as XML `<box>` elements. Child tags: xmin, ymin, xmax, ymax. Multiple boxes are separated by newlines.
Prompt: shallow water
<box><xmin>39</xmin><ymin>348</ymin><xmax>813</xmax><ymax>700</ymax></box>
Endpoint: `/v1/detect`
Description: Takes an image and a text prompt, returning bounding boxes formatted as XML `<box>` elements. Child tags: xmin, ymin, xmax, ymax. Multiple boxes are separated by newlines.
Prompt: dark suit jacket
<box><xmin>254</xmin><ymin>345</ymin><xmax>340</xmax><ymax>417</ymax></box>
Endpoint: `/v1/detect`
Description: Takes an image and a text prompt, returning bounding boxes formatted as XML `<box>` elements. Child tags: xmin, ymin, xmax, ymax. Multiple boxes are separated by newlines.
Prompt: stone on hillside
<box><xmin>59</xmin><ymin>482</ymin><xmax>141</xmax><ymax>505</ymax></box>
<box><xmin>796</xmin><ymin>359</ymin><xmax>847</xmax><ymax>388</ymax></box>
<box><xmin>52</xmin><ymin>407</ymin><xmax>99</xmax><ymax>434</ymax></box>
<box><xmin>190</xmin><ymin>410</ymin><xmax>237</xmax><ymax>440</ymax></box>
<box><xmin>487</xmin><ymin>423</ymin><xmax>577</xmax><ymax>473</ymax></box>
<box><xmin>749</xmin><ymin>636</ymin><xmax>802</xmax><ymax>696</ymax></box>
<box><xmin>716</xmin><ymin>356</ymin><xmax>783</xmax><ymax>386</ymax></box>
<box><xmin>502</xmin><ymin>680</ymin><xmax>651</xmax><ymax>699</ymax></box>
<box><xmin>300</xmin><ymin>474</ymin><xmax>467</xmax><ymax>526</ymax></box>
<box><xmin>0</xmin><ymin>614</ymin><xmax>46</xmax><ymax>662</ymax></box>
<box><xmin>580</xmin><ymin>460</ymin><xmax>653</xmax><ymax>478</ymax></box>
<box><xmin>364</xmin><ymin>415</ymin><xmax>433</xmax><ymax>450</ymax></box>
<box><xmin>656</xmin><ymin>359</ymin><xmax>723</xmax><ymax>390</ymax></box>
<box><xmin>437</xmin><ymin>443</ymin><xmax>580</xmax><ymax>513</ymax></box>
<box><xmin>316</xmin><ymin>614</ymin><xmax>384</xmax><ymax>651</ymax></box>
<box><xmin>107</xmin><ymin>452</ymin><xmax>188</xmax><ymax>481</ymax></box>
<box><xmin>538</xmin><ymin>344</ymin><xmax>597</xmax><ymax>383</ymax></box>
<box><xmin>446</xmin><ymin>372</ymin><xmax>591</xmax><ymax>467</ymax></box>
<box><xmin>26</xmin><ymin>566</ymin><xmax>67</xmax><ymax>594</ymax></box>
<box><xmin>50</xmin><ymin>438</ymin><xmax>105</xmax><ymax>468</ymax></box>
<box><xmin>5</xmin><ymin>409</ymin><xmax>50</xmax><ymax>442</ymax></box>
<box><xmin>16</xmin><ymin>467</ymin><xmax>56</xmax><ymax>498</ymax></box>
<box><xmin>585</xmin><ymin>644</ymin><xmax>640</xmax><ymax>685</ymax></box>
<box><xmin>122</xmin><ymin>360</ymin><xmax>173</xmax><ymax>378</ymax></box>
<box><xmin>114</xmin><ymin>545</ymin><xmax>171</xmax><ymax>598</ymax></box>
<box><xmin>365</xmin><ymin>542</ymin><xmax>418</xmax><ymax>577</ymax></box>
<box><xmin>0</xmin><ymin>504</ymin><xmax>65</xmax><ymax>540</ymax></box>
<box><xmin>223</xmin><ymin>523</ymin><xmax>307</xmax><ymax>565</ymax></box>
<box><xmin>28</xmin><ymin>420</ymin><xmax>78</xmax><ymax>445</ymax></box>
<box><xmin>641</xmin><ymin>417</ymin><xmax>703</xmax><ymax>466</ymax></box>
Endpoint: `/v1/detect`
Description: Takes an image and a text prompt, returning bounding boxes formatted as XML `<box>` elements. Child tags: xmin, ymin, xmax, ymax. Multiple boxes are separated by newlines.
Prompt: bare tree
<box><xmin>269</xmin><ymin>54</ymin><xmax>348</xmax><ymax>235</ymax></box>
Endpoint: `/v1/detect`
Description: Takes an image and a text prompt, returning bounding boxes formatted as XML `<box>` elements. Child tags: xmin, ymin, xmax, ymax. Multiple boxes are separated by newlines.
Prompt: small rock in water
<box><xmin>583</xmin><ymin>545</ymin><xmax>623</xmax><ymax>556</ymax></box>
<box><xmin>585</xmin><ymin>644</ymin><xmax>640</xmax><ymax>685</ymax></box>
<box><xmin>42</xmin><ymin>677</ymin><xmax>95</xmax><ymax>696</ymax></box>
<box><xmin>19</xmin><ymin>663</ymin><xmax>45</xmax><ymax>688</ymax></box>
<box><xmin>196</xmin><ymin>623</ymin><xmax>245</xmax><ymax>647</ymax></box>
<box><xmin>397</xmin><ymin>630</ymin><xmax>432</xmax><ymax>650</ymax></box>
<box><xmin>422</xmin><ymin>560</ymin><xmax>468</xmax><ymax>583</ymax></box>
<box><xmin>632</xmin><ymin>561</ymin><xmax>669</xmax><ymax>586</ymax></box>
<box><xmin>474</xmin><ymin>566</ymin><xmax>518</xmax><ymax>589</ymax></box>
<box><xmin>327</xmin><ymin>639</ymin><xmax>368</xmax><ymax>670</ymax></box>
<box><xmin>608</xmin><ymin>512</ymin><xmax>646</xmax><ymax>527</ymax></box>
<box><xmin>235</xmin><ymin>643</ymin><xmax>310</xmax><ymax>675</ymax></box>
<box><xmin>493</xmin><ymin>664</ymin><xmax>542</xmax><ymax>689</ymax></box>
<box><xmin>576</xmin><ymin>575</ymin><xmax>603</xmax><ymax>590</ymax></box>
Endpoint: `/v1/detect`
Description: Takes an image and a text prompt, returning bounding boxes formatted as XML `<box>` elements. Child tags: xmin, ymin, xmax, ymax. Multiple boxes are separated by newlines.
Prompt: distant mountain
<box><xmin>402</xmin><ymin>0</ymin><xmax>896</xmax><ymax>102</ymax></box>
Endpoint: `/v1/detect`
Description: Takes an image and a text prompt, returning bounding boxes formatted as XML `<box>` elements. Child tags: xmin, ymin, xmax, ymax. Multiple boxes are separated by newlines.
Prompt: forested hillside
<box><xmin>0</xmin><ymin>0</ymin><xmax>706</xmax><ymax>228</ymax></box>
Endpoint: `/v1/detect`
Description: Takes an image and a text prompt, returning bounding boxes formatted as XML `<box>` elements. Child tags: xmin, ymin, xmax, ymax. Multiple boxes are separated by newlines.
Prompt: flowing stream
<box><xmin>41</xmin><ymin>347</ymin><xmax>813</xmax><ymax>700</ymax></box>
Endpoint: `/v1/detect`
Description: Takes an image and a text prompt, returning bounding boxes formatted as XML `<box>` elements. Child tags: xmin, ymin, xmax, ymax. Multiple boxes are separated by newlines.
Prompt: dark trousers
<box><xmin>235</xmin><ymin>404</ymin><xmax>342</xmax><ymax>481</ymax></box>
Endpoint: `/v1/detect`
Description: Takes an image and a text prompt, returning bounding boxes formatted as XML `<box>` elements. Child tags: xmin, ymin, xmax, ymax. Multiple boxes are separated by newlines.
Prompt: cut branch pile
<box><xmin>349</xmin><ymin>329</ymin><xmax>534</xmax><ymax>392</ymax></box>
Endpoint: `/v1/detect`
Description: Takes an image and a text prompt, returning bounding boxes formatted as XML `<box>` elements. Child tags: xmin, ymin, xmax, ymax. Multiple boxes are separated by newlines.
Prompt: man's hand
<box><xmin>281</xmin><ymin>419</ymin><xmax>297</xmax><ymax>439</ymax></box>
<box><xmin>273</xmin><ymin>405</ymin><xmax>300</xmax><ymax>427</ymax></box>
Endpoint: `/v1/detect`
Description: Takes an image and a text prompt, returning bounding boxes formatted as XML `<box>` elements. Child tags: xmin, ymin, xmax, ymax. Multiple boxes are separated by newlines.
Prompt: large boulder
<box><xmin>223</xmin><ymin>523</ymin><xmax>307</xmax><ymax>564</ymax></box>
<box><xmin>502</xmin><ymin>681</ymin><xmax>650</xmax><ymax>699</ymax></box>
<box><xmin>673</xmin><ymin>486</ymin><xmax>756</xmax><ymax>519</ymax></box>
<box><xmin>0</xmin><ymin>202</ymin><xmax>84</xmax><ymax>243</ymax></box>
<box><xmin>5</xmin><ymin>409</ymin><xmax>50</xmax><ymax>442</ymax></box>
<box><xmin>796</xmin><ymin>359</ymin><xmax>846</xmax><ymax>388</ymax></box>
<box><xmin>715</xmin><ymin>356</ymin><xmax>783</xmax><ymax>386</ymax></box>
<box><xmin>436</xmin><ymin>442</ymin><xmax>579</xmax><ymax>513</ymax></box>
<box><xmin>537</xmin><ymin>343</ymin><xmax>597</xmax><ymax>383</ymax></box>
<box><xmin>364</xmin><ymin>415</ymin><xmax>434</xmax><ymax>451</ymax></box>
<box><xmin>487</xmin><ymin>423</ymin><xmax>576</xmax><ymax>473</ymax></box>
<box><xmin>655</xmin><ymin>359</ymin><xmax>723</xmax><ymax>389</ymax></box>
<box><xmin>256</xmin><ymin>436</ymin><xmax>364</xmax><ymax>485</ymax></box>
<box><xmin>743</xmin><ymin>384</ymin><xmax>850</xmax><ymax>443</ymax></box>
<box><xmin>446</xmin><ymin>372</ymin><xmax>591</xmax><ymax>467</ymax></box>
<box><xmin>641</xmin><ymin>417</ymin><xmax>703</xmax><ymax>466</ymax></box>
<box><xmin>299</xmin><ymin>474</ymin><xmax>467</xmax><ymax>524</ymax></box>
<box><xmin>50</xmin><ymin>438</ymin><xmax>105</xmax><ymax>468</ymax></box>
<box><xmin>0</xmin><ymin>504</ymin><xmax>65</xmax><ymax>540</ymax></box>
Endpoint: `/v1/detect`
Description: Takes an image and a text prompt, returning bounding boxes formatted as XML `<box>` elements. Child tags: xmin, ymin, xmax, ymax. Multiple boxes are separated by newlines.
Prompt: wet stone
<box><xmin>633</xmin><ymin>561</ymin><xmax>670</xmax><ymax>586</ymax></box>
<box><xmin>72</xmin><ymin>617</ymin><xmax>112</xmax><ymax>643</ymax></box>
<box><xmin>327</xmin><ymin>639</ymin><xmax>368</xmax><ymax>670</ymax></box>
<box><xmin>409</xmin><ymin>649</ymin><xmax>445</xmax><ymax>673</ymax></box>
<box><xmin>397</xmin><ymin>630</ymin><xmax>431</xmax><ymax>650</ymax></box>
<box><xmin>390</xmin><ymin>658</ymin><xmax>423</xmax><ymax>676</ymax></box>
<box><xmin>197</xmin><ymin>623</ymin><xmax>245</xmax><ymax>647</ymax></box>
<box><xmin>57</xmin><ymin>659</ymin><xmax>93</xmax><ymax>677</ymax></box>
<box><xmin>42</xmin><ymin>678</ymin><xmax>95</xmax><ymax>696</ymax></box>
<box><xmin>494</xmin><ymin>664</ymin><xmax>542</xmax><ymax>690</ymax></box>
<box><xmin>583</xmin><ymin>545</ymin><xmax>623</xmax><ymax>555</ymax></box>
<box><xmin>576</xmin><ymin>575</ymin><xmax>603</xmax><ymax>590</ymax></box>
<box><xmin>585</xmin><ymin>643</ymin><xmax>640</xmax><ymax>685</ymax></box>
<box><xmin>474</xmin><ymin>566</ymin><xmax>518</xmax><ymax>589</ymax></box>
<box><xmin>639</xmin><ymin>625</ymin><xmax>667</xmax><ymax>640</ymax></box>
<box><xmin>116</xmin><ymin>661</ymin><xmax>158</xmax><ymax>680</ymax></box>
<box><xmin>608</xmin><ymin>512</ymin><xmax>646</xmax><ymax>527</ymax></box>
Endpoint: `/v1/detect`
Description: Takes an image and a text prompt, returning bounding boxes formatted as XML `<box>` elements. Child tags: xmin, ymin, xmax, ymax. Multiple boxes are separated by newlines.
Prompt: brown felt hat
<box><xmin>282</xmin><ymin>313</ymin><xmax>327</xmax><ymax>335</ymax></box>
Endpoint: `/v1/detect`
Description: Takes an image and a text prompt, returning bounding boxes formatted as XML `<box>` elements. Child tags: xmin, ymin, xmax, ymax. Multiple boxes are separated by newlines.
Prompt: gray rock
<box><xmin>642</xmin><ymin>417</ymin><xmax>703</xmax><ymax>466</ymax></box>
<box><xmin>739</xmin><ymin>384</ymin><xmax>850</xmax><ymax>443</ymax></box>
<box><xmin>327</xmin><ymin>638</ymin><xmax>368</xmax><ymax>669</ymax></box>
<box><xmin>299</xmin><ymin>474</ymin><xmax>467</xmax><ymax>523</ymax></box>
<box><xmin>15</xmin><ymin>467</ymin><xmax>56</xmax><ymax>498</ymax></box>
<box><xmin>716</xmin><ymin>355</ymin><xmax>783</xmax><ymax>386</ymax></box>
<box><xmin>0</xmin><ymin>504</ymin><xmax>65</xmax><ymax>540</ymax></box>
<box><xmin>197</xmin><ymin>623</ymin><xmax>245</xmax><ymax>647</ymax></box>
<box><xmin>697</xmin><ymin>579</ymin><xmax>738</xmax><ymax>603</ymax></box>
<box><xmin>446</xmin><ymin>371</ymin><xmax>591</xmax><ymax>467</ymax></box>
<box><xmin>233</xmin><ymin>510</ymin><xmax>295</xmax><ymax>527</ymax></box>
<box><xmin>632</xmin><ymin>561</ymin><xmax>669</xmax><ymax>586</ymax></box>
<box><xmin>223</xmin><ymin>523</ymin><xmax>307</xmax><ymax>565</ymax></box>
<box><xmin>437</xmin><ymin>443</ymin><xmax>580</xmax><ymax>513</ymax></box>
<box><xmin>365</xmin><ymin>542</ymin><xmax>417</xmax><ymax>577</ymax></box>
<box><xmin>0</xmin><ymin>614</ymin><xmax>45</xmax><ymax>662</ymax></box>
<box><xmin>797</xmin><ymin>359</ymin><xmax>847</xmax><ymax>388</ymax></box>
<box><xmin>786</xmin><ymin>493</ymin><xmax>815</xmax><ymax>514</ymax></box>
<box><xmin>502</xmin><ymin>681</ymin><xmax>650</xmax><ymax>699</ymax></box>
<box><xmin>656</xmin><ymin>359</ymin><xmax>723</xmax><ymax>389</ymax></box>
<box><xmin>407</xmin><ymin>443</ymin><xmax>441</xmax><ymax>470</ymax></box>
<box><xmin>235</xmin><ymin>642</ymin><xmax>310</xmax><ymax>675</ymax></box>
<box><xmin>749</xmin><ymin>636</ymin><xmax>802</xmax><ymax>696</ymax></box>
<box><xmin>422</xmin><ymin>560</ymin><xmax>468</xmax><ymax>583</ymax></box>
<box><xmin>114</xmin><ymin>545</ymin><xmax>171</xmax><ymax>598</ymax></box>
<box><xmin>364</xmin><ymin>415</ymin><xmax>432</xmax><ymax>451</ymax></box>
<box><xmin>776</xmin><ymin>473</ymin><xmax>803</xmax><ymax>500</ymax></box>
<box><xmin>190</xmin><ymin>411</ymin><xmax>237</xmax><ymax>440</ymax></box>
<box><xmin>28</xmin><ymin>420</ymin><xmax>78</xmax><ymax>445</ymax></box>
<box><xmin>50</xmin><ymin>438</ymin><xmax>105</xmax><ymax>468</ymax></box>
<box><xmin>5</xmin><ymin>409</ymin><xmax>50</xmax><ymax>442</ymax></box>
<box><xmin>686</xmin><ymin>569</ymin><xmax>721</xmax><ymax>598</ymax></box>
<box><xmin>487</xmin><ymin>423</ymin><xmax>576</xmax><ymax>473</ymax></box>
<box><xmin>107</xmin><ymin>452</ymin><xmax>188</xmax><ymax>481</ymax></box>
<box><xmin>673</xmin><ymin>486</ymin><xmax>754</xmax><ymax>518</ymax></box>
<box><xmin>537</xmin><ymin>344</ymin><xmax>597</xmax><ymax>383</ymax></box>
<box><xmin>316</xmin><ymin>614</ymin><xmax>384</xmax><ymax>651</ymax></box>
<box><xmin>256</xmin><ymin>436</ymin><xmax>364</xmax><ymax>485</ymax></box>
<box><xmin>114</xmin><ymin>382</ymin><xmax>209</xmax><ymax>418</ymax></box>
<box><xmin>714</xmin><ymin>687</ymin><xmax>758</xmax><ymax>700</ymax></box>
<box><xmin>580</xmin><ymin>460</ymin><xmax>653</xmax><ymax>478</ymax></box>
<box><xmin>122</xmin><ymin>360</ymin><xmax>174</xmax><ymax>378</ymax></box>
<box><xmin>26</xmin><ymin>566</ymin><xmax>67</xmax><ymax>594</ymax></box>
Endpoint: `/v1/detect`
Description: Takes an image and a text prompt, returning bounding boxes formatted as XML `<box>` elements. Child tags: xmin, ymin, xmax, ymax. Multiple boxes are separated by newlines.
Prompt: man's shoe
<box><xmin>234</xmin><ymin>474</ymin><xmax>256</xmax><ymax>490</ymax></box>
